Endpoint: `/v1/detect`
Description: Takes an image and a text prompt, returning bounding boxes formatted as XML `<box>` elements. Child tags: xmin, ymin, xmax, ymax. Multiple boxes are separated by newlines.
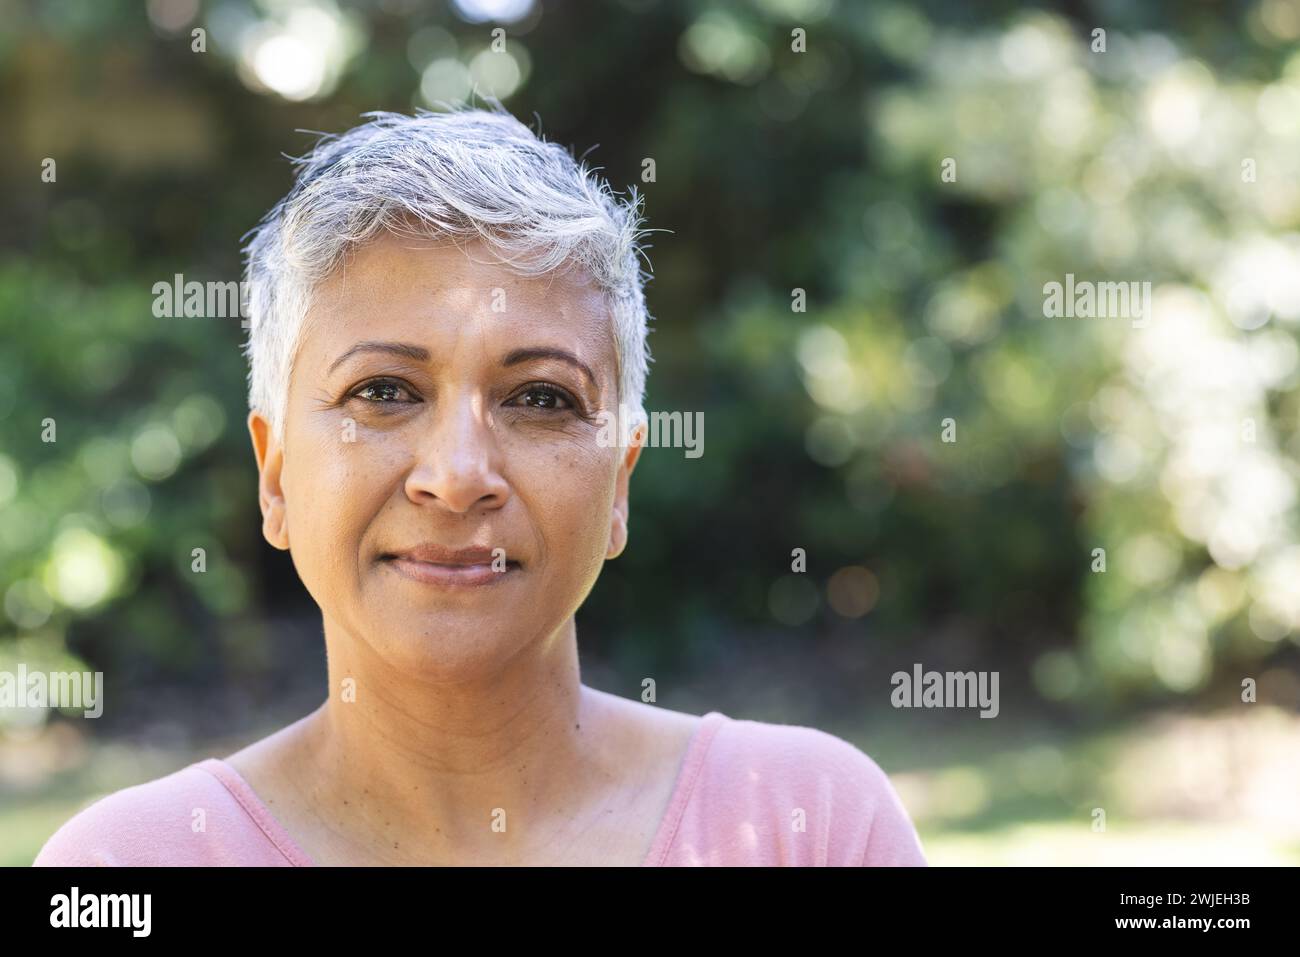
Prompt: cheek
<box><xmin>282</xmin><ymin>422</ymin><xmax>406</xmax><ymax>581</ymax></box>
<box><xmin>509</xmin><ymin>435</ymin><xmax>617</xmax><ymax>570</ymax></box>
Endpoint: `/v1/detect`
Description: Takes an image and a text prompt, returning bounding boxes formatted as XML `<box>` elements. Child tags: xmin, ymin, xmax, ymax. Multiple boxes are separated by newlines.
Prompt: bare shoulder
<box><xmin>582</xmin><ymin>688</ymin><xmax>703</xmax><ymax>757</ymax></box>
<box><xmin>221</xmin><ymin>710</ymin><xmax>320</xmax><ymax>809</ymax></box>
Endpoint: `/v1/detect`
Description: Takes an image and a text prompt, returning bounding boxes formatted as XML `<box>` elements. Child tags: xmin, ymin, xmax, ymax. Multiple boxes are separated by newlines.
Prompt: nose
<box><xmin>404</xmin><ymin>389</ymin><xmax>510</xmax><ymax>514</ymax></box>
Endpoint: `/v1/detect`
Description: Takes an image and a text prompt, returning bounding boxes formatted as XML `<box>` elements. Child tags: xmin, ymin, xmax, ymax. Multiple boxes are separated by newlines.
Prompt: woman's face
<box><xmin>248</xmin><ymin>233</ymin><xmax>640</xmax><ymax>678</ymax></box>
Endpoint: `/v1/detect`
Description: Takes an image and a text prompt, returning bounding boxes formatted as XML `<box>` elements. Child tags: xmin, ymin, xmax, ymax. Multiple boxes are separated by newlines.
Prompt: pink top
<box><xmin>33</xmin><ymin>711</ymin><xmax>926</xmax><ymax>866</ymax></box>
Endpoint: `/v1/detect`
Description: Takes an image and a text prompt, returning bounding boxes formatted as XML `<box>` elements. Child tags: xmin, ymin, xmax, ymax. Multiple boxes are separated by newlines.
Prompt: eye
<box><xmin>508</xmin><ymin>382</ymin><xmax>575</xmax><ymax>411</ymax></box>
<box><xmin>350</xmin><ymin>378</ymin><xmax>417</xmax><ymax>405</ymax></box>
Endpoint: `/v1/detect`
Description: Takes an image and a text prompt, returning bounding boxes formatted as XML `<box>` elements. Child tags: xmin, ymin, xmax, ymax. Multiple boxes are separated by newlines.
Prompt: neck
<box><xmin>295</xmin><ymin>613</ymin><xmax>613</xmax><ymax>862</ymax></box>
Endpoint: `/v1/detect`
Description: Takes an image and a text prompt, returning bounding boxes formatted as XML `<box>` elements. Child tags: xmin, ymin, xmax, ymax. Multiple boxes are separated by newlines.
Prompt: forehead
<box><xmin>300</xmin><ymin>232</ymin><xmax>616</xmax><ymax>367</ymax></box>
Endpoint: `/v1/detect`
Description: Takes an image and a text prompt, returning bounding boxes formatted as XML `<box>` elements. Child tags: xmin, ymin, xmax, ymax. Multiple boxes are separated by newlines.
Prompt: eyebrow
<box><xmin>328</xmin><ymin>341</ymin><xmax>431</xmax><ymax>374</ymax></box>
<box><xmin>327</xmin><ymin>340</ymin><xmax>599</xmax><ymax>390</ymax></box>
<box><xmin>502</xmin><ymin>348</ymin><xmax>599</xmax><ymax>391</ymax></box>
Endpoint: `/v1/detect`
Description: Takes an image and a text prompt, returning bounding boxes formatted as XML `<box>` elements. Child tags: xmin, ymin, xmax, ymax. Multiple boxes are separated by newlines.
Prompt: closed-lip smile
<box><xmin>380</xmin><ymin>544</ymin><xmax>521</xmax><ymax>588</ymax></box>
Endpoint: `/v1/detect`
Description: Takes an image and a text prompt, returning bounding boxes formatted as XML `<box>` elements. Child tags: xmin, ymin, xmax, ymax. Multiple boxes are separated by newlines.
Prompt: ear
<box><xmin>248</xmin><ymin>411</ymin><xmax>290</xmax><ymax>551</ymax></box>
<box><xmin>606</xmin><ymin>422</ymin><xmax>644</xmax><ymax>560</ymax></box>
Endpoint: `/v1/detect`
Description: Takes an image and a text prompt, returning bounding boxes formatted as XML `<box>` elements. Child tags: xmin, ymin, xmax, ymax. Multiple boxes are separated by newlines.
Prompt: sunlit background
<box><xmin>2</xmin><ymin>0</ymin><xmax>1298</xmax><ymax>865</ymax></box>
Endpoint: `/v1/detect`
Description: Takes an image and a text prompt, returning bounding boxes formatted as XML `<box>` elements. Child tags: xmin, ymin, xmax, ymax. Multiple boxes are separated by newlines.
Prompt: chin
<box><xmin>362</xmin><ymin>609</ymin><xmax>550</xmax><ymax>678</ymax></box>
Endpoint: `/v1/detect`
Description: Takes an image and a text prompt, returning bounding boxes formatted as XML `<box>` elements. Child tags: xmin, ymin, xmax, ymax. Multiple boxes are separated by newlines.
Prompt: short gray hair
<box><xmin>241</xmin><ymin>106</ymin><xmax>654</xmax><ymax>443</ymax></box>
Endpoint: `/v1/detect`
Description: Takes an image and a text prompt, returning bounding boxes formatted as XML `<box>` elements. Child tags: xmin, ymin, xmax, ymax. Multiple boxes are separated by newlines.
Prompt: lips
<box><xmin>380</xmin><ymin>544</ymin><xmax>520</xmax><ymax>588</ymax></box>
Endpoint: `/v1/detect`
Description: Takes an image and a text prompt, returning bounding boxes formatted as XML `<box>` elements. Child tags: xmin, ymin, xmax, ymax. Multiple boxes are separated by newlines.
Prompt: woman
<box><xmin>35</xmin><ymin>107</ymin><xmax>926</xmax><ymax>866</ymax></box>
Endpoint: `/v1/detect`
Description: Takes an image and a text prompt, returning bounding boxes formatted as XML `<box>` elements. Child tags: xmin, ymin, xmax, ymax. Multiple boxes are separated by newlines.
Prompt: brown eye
<box><xmin>509</xmin><ymin>384</ymin><xmax>574</xmax><ymax>411</ymax></box>
<box><xmin>352</xmin><ymin>379</ymin><xmax>416</xmax><ymax>404</ymax></box>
